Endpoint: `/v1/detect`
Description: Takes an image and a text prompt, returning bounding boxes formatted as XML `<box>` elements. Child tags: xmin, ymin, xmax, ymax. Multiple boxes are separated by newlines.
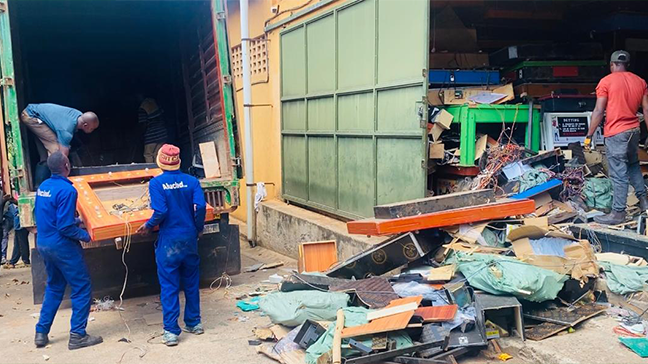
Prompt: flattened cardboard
<box><xmin>475</xmin><ymin>135</ymin><xmax>488</xmax><ymax>161</ymax></box>
<box><xmin>430</xmin><ymin>124</ymin><xmax>445</xmax><ymax>142</ymax></box>
<box><xmin>427</xmin><ymin>264</ymin><xmax>456</xmax><ymax>282</ymax></box>
<box><xmin>532</xmin><ymin>192</ymin><xmax>553</xmax><ymax>208</ymax></box>
<box><xmin>508</xmin><ymin>225</ymin><xmax>597</xmax><ymax>279</ymax></box>
<box><xmin>523</xmin><ymin>217</ymin><xmax>549</xmax><ymax>227</ymax></box>
<box><xmin>429</xmin><ymin>142</ymin><xmax>445</xmax><ymax>160</ymax></box>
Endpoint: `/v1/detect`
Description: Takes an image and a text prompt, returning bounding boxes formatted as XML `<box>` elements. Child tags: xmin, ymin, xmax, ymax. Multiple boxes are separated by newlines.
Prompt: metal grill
<box><xmin>205</xmin><ymin>190</ymin><xmax>226</xmax><ymax>208</ymax></box>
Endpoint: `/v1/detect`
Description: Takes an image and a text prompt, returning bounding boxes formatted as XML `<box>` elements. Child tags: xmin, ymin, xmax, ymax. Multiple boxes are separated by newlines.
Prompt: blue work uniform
<box><xmin>144</xmin><ymin>170</ymin><xmax>206</xmax><ymax>335</ymax></box>
<box><xmin>34</xmin><ymin>174</ymin><xmax>92</xmax><ymax>336</ymax></box>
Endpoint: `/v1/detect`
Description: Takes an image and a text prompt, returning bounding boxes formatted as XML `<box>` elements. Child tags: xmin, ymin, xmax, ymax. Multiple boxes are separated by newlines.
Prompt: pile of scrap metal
<box><xmin>251</xmin><ymin>164</ymin><xmax>648</xmax><ymax>362</ymax></box>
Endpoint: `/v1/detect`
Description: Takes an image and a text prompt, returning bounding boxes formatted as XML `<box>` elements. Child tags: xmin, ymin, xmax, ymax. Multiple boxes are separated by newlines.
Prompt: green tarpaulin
<box><xmin>582</xmin><ymin>177</ymin><xmax>612</xmax><ymax>211</ymax></box>
<box><xmin>452</xmin><ymin>252</ymin><xmax>567</xmax><ymax>302</ymax></box>
<box><xmin>600</xmin><ymin>261</ymin><xmax>648</xmax><ymax>294</ymax></box>
<box><xmin>259</xmin><ymin>290</ymin><xmax>349</xmax><ymax>327</ymax></box>
<box><xmin>619</xmin><ymin>337</ymin><xmax>648</xmax><ymax>357</ymax></box>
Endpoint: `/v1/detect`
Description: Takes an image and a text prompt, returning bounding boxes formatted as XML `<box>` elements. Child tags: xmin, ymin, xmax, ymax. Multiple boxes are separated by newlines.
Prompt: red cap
<box><xmin>157</xmin><ymin>144</ymin><xmax>181</xmax><ymax>171</ymax></box>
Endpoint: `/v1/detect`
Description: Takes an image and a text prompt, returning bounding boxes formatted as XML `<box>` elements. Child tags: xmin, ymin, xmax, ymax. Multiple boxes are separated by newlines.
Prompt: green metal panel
<box><xmin>338</xmin><ymin>137</ymin><xmax>374</xmax><ymax>217</ymax></box>
<box><xmin>307</xmin><ymin>97</ymin><xmax>334</xmax><ymax>131</ymax></box>
<box><xmin>337</xmin><ymin>0</ymin><xmax>375</xmax><ymax>90</ymax></box>
<box><xmin>282</xmin><ymin>100</ymin><xmax>306</xmax><ymax>131</ymax></box>
<box><xmin>280</xmin><ymin>0</ymin><xmax>429</xmax><ymax>219</ymax></box>
<box><xmin>306</xmin><ymin>14</ymin><xmax>335</xmax><ymax>94</ymax></box>
<box><xmin>338</xmin><ymin>93</ymin><xmax>373</xmax><ymax>131</ymax></box>
<box><xmin>308</xmin><ymin>136</ymin><xmax>336</xmax><ymax>207</ymax></box>
<box><xmin>282</xmin><ymin>136</ymin><xmax>307</xmax><ymax>200</ymax></box>
<box><xmin>377</xmin><ymin>0</ymin><xmax>427</xmax><ymax>85</ymax></box>
<box><xmin>281</xmin><ymin>27</ymin><xmax>306</xmax><ymax>98</ymax></box>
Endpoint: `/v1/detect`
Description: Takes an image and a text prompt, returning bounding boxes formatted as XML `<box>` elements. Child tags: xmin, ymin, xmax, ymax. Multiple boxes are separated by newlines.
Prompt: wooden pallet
<box><xmin>72</xmin><ymin>169</ymin><xmax>215</xmax><ymax>242</ymax></box>
<box><xmin>347</xmin><ymin>199</ymin><xmax>535</xmax><ymax>236</ymax></box>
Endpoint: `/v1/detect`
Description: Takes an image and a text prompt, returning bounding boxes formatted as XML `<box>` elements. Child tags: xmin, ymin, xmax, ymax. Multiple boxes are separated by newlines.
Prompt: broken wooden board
<box><xmin>329</xmin><ymin>277</ymin><xmax>399</xmax><ymax>309</ymax></box>
<box><xmin>349</xmin><ymin>199</ymin><xmax>535</xmax><ymax>236</ymax></box>
<box><xmin>326</xmin><ymin>232</ymin><xmax>439</xmax><ymax>279</ymax></box>
<box><xmin>199</xmin><ymin>141</ymin><xmax>222</xmax><ymax>178</ymax></box>
<box><xmin>298</xmin><ymin>240</ymin><xmax>338</xmax><ymax>273</ymax></box>
<box><xmin>373</xmin><ymin>189</ymin><xmax>495</xmax><ymax>219</ymax></box>
<box><xmin>367</xmin><ymin>302</ymin><xmax>419</xmax><ymax>321</ymax></box>
<box><xmin>524</xmin><ymin>303</ymin><xmax>606</xmax><ymax>340</ymax></box>
<box><xmin>341</xmin><ymin>296</ymin><xmax>422</xmax><ymax>339</ymax></box>
<box><xmin>414</xmin><ymin>304</ymin><xmax>458</xmax><ymax>322</ymax></box>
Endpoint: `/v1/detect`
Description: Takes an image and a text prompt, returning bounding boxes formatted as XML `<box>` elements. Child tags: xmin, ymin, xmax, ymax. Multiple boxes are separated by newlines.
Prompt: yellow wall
<box><xmin>226</xmin><ymin>0</ymin><xmax>343</xmax><ymax>222</ymax></box>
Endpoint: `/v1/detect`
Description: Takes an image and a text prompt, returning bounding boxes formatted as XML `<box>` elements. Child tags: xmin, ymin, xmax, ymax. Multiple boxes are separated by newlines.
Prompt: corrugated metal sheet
<box><xmin>280</xmin><ymin>0</ymin><xmax>429</xmax><ymax>219</ymax></box>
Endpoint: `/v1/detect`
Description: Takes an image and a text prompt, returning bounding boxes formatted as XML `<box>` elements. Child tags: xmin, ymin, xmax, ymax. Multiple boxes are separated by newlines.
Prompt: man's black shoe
<box><xmin>68</xmin><ymin>333</ymin><xmax>103</xmax><ymax>350</ymax></box>
<box><xmin>35</xmin><ymin>332</ymin><xmax>49</xmax><ymax>348</ymax></box>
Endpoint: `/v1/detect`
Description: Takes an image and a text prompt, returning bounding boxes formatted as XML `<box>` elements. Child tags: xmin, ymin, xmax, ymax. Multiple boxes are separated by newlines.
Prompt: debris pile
<box><xmin>248</xmin><ymin>166</ymin><xmax>648</xmax><ymax>362</ymax></box>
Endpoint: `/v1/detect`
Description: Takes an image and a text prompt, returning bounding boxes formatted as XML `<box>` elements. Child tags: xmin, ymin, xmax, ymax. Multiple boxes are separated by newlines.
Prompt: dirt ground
<box><xmin>1</xmin><ymin>233</ymin><xmax>646</xmax><ymax>364</ymax></box>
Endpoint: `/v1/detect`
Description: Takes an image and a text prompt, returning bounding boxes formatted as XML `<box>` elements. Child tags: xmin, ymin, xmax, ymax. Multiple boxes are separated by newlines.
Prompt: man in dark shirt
<box><xmin>138</xmin><ymin>98</ymin><xmax>168</xmax><ymax>163</ymax></box>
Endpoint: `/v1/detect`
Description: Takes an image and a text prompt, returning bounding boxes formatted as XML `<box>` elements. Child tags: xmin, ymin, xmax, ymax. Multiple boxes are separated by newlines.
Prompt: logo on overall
<box><xmin>37</xmin><ymin>189</ymin><xmax>51</xmax><ymax>197</ymax></box>
<box><xmin>162</xmin><ymin>181</ymin><xmax>187</xmax><ymax>190</ymax></box>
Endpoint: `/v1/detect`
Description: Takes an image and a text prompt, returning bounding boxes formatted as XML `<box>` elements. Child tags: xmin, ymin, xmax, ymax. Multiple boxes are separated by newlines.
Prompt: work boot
<box><xmin>162</xmin><ymin>331</ymin><xmax>179</xmax><ymax>347</ymax></box>
<box><xmin>68</xmin><ymin>332</ymin><xmax>103</xmax><ymax>350</ymax></box>
<box><xmin>34</xmin><ymin>332</ymin><xmax>49</xmax><ymax>348</ymax></box>
<box><xmin>594</xmin><ymin>210</ymin><xmax>626</xmax><ymax>225</ymax></box>
<box><xmin>640</xmin><ymin>196</ymin><xmax>648</xmax><ymax>213</ymax></box>
<box><xmin>183</xmin><ymin>323</ymin><xmax>204</xmax><ymax>335</ymax></box>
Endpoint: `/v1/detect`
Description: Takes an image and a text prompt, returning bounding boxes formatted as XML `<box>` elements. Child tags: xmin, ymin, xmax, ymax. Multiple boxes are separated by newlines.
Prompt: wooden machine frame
<box><xmin>72</xmin><ymin>168</ymin><xmax>215</xmax><ymax>242</ymax></box>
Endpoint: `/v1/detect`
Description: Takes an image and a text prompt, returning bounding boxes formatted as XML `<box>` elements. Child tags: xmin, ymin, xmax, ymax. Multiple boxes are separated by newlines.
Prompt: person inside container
<box><xmin>584</xmin><ymin>50</ymin><xmax>648</xmax><ymax>225</ymax></box>
<box><xmin>136</xmin><ymin>144</ymin><xmax>206</xmax><ymax>346</ymax></box>
<box><xmin>137</xmin><ymin>96</ymin><xmax>168</xmax><ymax>163</ymax></box>
<box><xmin>20</xmin><ymin>103</ymin><xmax>99</xmax><ymax>161</ymax></box>
<box><xmin>33</xmin><ymin>151</ymin><xmax>103</xmax><ymax>350</ymax></box>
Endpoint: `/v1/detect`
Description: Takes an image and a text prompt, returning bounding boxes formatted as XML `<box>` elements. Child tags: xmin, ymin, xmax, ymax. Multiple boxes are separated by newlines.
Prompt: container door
<box><xmin>0</xmin><ymin>0</ymin><xmax>23</xmax><ymax>196</ymax></box>
<box><xmin>280</xmin><ymin>0</ymin><xmax>429</xmax><ymax>219</ymax></box>
<box><xmin>178</xmin><ymin>0</ymin><xmax>241</xmax><ymax>210</ymax></box>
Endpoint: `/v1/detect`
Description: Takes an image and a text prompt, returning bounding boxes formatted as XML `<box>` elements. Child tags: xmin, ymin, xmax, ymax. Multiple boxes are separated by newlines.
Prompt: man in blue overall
<box><xmin>136</xmin><ymin>144</ymin><xmax>206</xmax><ymax>346</ymax></box>
<box><xmin>34</xmin><ymin>152</ymin><xmax>103</xmax><ymax>350</ymax></box>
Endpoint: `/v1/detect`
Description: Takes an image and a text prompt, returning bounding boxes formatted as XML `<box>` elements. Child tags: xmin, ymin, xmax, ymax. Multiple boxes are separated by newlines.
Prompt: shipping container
<box><xmin>0</xmin><ymin>0</ymin><xmax>242</xmax><ymax>301</ymax></box>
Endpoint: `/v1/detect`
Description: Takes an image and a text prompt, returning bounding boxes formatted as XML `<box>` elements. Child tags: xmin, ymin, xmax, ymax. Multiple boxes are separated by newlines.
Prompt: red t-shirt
<box><xmin>596</xmin><ymin>72</ymin><xmax>648</xmax><ymax>137</ymax></box>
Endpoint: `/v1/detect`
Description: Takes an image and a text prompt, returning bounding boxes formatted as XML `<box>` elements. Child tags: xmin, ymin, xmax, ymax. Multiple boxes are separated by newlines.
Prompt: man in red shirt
<box><xmin>585</xmin><ymin>50</ymin><xmax>648</xmax><ymax>225</ymax></box>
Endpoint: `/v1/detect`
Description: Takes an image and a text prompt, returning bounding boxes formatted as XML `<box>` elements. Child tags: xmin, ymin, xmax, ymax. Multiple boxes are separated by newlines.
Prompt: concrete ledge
<box><xmin>247</xmin><ymin>200</ymin><xmax>386</xmax><ymax>261</ymax></box>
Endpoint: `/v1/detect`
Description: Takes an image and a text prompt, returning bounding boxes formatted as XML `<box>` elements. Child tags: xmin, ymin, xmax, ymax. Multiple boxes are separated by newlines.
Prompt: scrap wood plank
<box><xmin>524</xmin><ymin>303</ymin><xmax>606</xmax><ymax>340</ymax></box>
<box><xmin>373</xmin><ymin>189</ymin><xmax>495</xmax><ymax>219</ymax></box>
<box><xmin>341</xmin><ymin>296</ymin><xmax>423</xmax><ymax>338</ymax></box>
<box><xmin>366</xmin><ymin>302</ymin><xmax>419</xmax><ymax>321</ymax></box>
<box><xmin>348</xmin><ymin>199</ymin><xmax>535</xmax><ymax>236</ymax></box>
<box><xmin>414</xmin><ymin>304</ymin><xmax>458</xmax><ymax>323</ymax></box>
<box><xmin>199</xmin><ymin>141</ymin><xmax>221</xmax><ymax>178</ymax></box>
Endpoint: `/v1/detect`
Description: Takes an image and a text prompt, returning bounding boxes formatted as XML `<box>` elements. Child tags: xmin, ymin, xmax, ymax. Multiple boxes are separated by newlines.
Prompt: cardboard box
<box><xmin>507</xmin><ymin>225</ymin><xmax>598</xmax><ymax>280</ymax></box>
<box><xmin>429</xmin><ymin>142</ymin><xmax>445</xmax><ymax>160</ymax></box>
<box><xmin>434</xmin><ymin>109</ymin><xmax>453</xmax><ymax>130</ymax></box>
<box><xmin>429</xmin><ymin>109</ymin><xmax>453</xmax><ymax>142</ymax></box>
<box><xmin>429</xmin><ymin>52</ymin><xmax>489</xmax><ymax>69</ymax></box>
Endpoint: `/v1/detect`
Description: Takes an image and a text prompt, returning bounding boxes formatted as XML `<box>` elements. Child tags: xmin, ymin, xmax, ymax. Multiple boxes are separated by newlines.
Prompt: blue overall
<box><xmin>34</xmin><ymin>174</ymin><xmax>92</xmax><ymax>336</ymax></box>
<box><xmin>145</xmin><ymin>170</ymin><xmax>206</xmax><ymax>335</ymax></box>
